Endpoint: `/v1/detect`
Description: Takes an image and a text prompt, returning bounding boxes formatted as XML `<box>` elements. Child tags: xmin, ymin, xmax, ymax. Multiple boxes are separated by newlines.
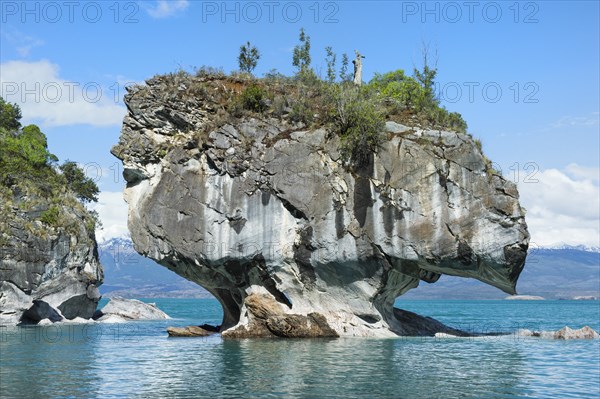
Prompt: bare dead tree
<box><xmin>352</xmin><ymin>50</ymin><xmax>365</xmax><ymax>86</ymax></box>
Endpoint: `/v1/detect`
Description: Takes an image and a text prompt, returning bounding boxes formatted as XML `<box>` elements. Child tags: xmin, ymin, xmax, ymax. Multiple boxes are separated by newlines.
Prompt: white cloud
<box><xmin>550</xmin><ymin>112</ymin><xmax>599</xmax><ymax>129</ymax></box>
<box><xmin>0</xmin><ymin>60</ymin><xmax>125</xmax><ymax>127</ymax></box>
<box><xmin>1</xmin><ymin>28</ymin><xmax>45</xmax><ymax>57</ymax></box>
<box><xmin>145</xmin><ymin>0</ymin><xmax>189</xmax><ymax>18</ymax></box>
<box><xmin>90</xmin><ymin>191</ymin><xmax>130</xmax><ymax>242</ymax></box>
<box><xmin>519</xmin><ymin>164</ymin><xmax>600</xmax><ymax>248</ymax></box>
<box><xmin>564</xmin><ymin>163</ymin><xmax>600</xmax><ymax>184</ymax></box>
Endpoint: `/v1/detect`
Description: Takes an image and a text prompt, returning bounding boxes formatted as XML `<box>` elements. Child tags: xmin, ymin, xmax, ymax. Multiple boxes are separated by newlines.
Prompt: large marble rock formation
<box><xmin>112</xmin><ymin>75</ymin><xmax>529</xmax><ymax>337</ymax></box>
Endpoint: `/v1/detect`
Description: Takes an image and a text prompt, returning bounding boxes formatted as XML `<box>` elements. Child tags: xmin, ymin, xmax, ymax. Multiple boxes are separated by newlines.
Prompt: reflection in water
<box><xmin>1</xmin><ymin>325</ymin><xmax>101</xmax><ymax>399</ymax></box>
<box><xmin>2</xmin><ymin>300</ymin><xmax>599</xmax><ymax>398</ymax></box>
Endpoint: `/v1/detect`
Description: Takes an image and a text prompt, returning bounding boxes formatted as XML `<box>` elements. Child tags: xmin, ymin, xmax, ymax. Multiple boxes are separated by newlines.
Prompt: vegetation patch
<box><xmin>0</xmin><ymin>97</ymin><xmax>100</xmax><ymax>237</ymax></box>
<box><xmin>132</xmin><ymin>29</ymin><xmax>488</xmax><ymax>172</ymax></box>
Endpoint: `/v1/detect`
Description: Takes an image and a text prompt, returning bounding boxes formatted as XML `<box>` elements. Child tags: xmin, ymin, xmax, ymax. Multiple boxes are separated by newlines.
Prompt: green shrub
<box><xmin>194</xmin><ymin>66</ymin><xmax>225</xmax><ymax>78</ymax></box>
<box><xmin>40</xmin><ymin>206</ymin><xmax>60</xmax><ymax>227</ymax></box>
<box><xmin>369</xmin><ymin>71</ymin><xmax>427</xmax><ymax>111</ymax></box>
<box><xmin>289</xmin><ymin>100</ymin><xmax>314</xmax><ymax>125</ymax></box>
<box><xmin>85</xmin><ymin>210</ymin><xmax>102</xmax><ymax>232</ymax></box>
<box><xmin>331</xmin><ymin>86</ymin><xmax>386</xmax><ymax>168</ymax></box>
<box><xmin>271</xmin><ymin>95</ymin><xmax>288</xmax><ymax>118</ymax></box>
<box><xmin>368</xmin><ymin>69</ymin><xmax>467</xmax><ymax>133</ymax></box>
<box><xmin>240</xmin><ymin>85</ymin><xmax>268</xmax><ymax>113</ymax></box>
<box><xmin>0</xmin><ymin>120</ymin><xmax>60</xmax><ymax>190</ymax></box>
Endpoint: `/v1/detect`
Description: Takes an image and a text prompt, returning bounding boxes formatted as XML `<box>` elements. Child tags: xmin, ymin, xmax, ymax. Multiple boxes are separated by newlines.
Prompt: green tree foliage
<box><xmin>0</xmin><ymin>123</ymin><xmax>59</xmax><ymax>185</ymax></box>
<box><xmin>238</xmin><ymin>41</ymin><xmax>260</xmax><ymax>74</ymax></box>
<box><xmin>292</xmin><ymin>28</ymin><xmax>312</xmax><ymax>75</ymax></box>
<box><xmin>59</xmin><ymin>161</ymin><xmax>100</xmax><ymax>203</ymax></box>
<box><xmin>0</xmin><ymin>97</ymin><xmax>22</xmax><ymax>132</ymax></box>
<box><xmin>0</xmin><ymin>95</ymin><xmax>99</xmax><ymax>203</ymax></box>
<box><xmin>340</xmin><ymin>53</ymin><xmax>350</xmax><ymax>82</ymax></box>
<box><xmin>369</xmin><ymin>70</ymin><xmax>424</xmax><ymax>109</ymax></box>
<box><xmin>325</xmin><ymin>46</ymin><xmax>337</xmax><ymax>83</ymax></box>
<box><xmin>368</xmin><ymin>68</ymin><xmax>467</xmax><ymax>133</ymax></box>
<box><xmin>20</xmin><ymin>125</ymin><xmax>58</xmax><ymax>166</ymax></box>
<box><xmin>413</xmin><ymin>63</ymin><xmax>438</xmax><ymax>109</ymax></box>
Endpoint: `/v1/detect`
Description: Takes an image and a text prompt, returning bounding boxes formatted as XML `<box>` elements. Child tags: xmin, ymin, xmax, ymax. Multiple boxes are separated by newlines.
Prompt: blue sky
<box><xmin>1</xmin><ymin>0</ymin><xmax>599</xmax><ymax>247</ymax></box>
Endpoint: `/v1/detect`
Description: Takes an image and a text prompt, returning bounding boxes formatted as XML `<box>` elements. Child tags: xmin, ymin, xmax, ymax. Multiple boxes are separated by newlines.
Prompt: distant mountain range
<box><xmin>99</xmin><ymin>238</ymin><xmax>599</xmax><ymax>300</ymax></box>
<box><xmin>541</xmin><ymin>243</ymin><xmax>600</xmax><ymax>253</ymax></box>
<box><xmin>402</xmin><ymin>247</ymin><xmax>600</xmax><ymax>300</ymax></box>
<box><xmin>98</xmin><ymin>238</ymin><xmax>211</xmax><ymax>298</ymax></box>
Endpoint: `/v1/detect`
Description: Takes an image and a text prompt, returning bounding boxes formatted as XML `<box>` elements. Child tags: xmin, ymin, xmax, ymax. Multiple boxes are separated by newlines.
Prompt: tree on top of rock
<box><xmin>0</xmin><ymin>97</ymin><xmax>22</xmax><ymax>133</ymax></box>
<box><xmin>292</xmin><ymin>28</ymin><xmax>312</xmax><ymax>75</ymax></box>
<box><xmin>59</xmin><ymin>161</ymin><xmax>99</xmax><ymax>203</ymax></box>
<box><xmin>238</xmin><ymin>41</ymin><xmax>261</xmax><ymax>74</ymax></box>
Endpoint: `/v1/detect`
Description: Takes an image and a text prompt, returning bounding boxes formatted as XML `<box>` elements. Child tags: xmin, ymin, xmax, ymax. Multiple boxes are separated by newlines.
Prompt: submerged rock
<box><xmin>167</xmin><ymin>325</ymin><xmax>216</xmax><ymax>337</ymax></box>
<box><xmin>95</xmin><ymin>297</ymin><xmax>170</xmax><ymax>321</ymax></box>
<box><xmin>554</xmin><ymin>326</ymin><xmax>599</xmax><ymax>340</ymax></box>
<box><xmin>112</xmin><ymin>75</ymin><xmax>529</xmax><ymax>337</ymax></box>
<box><xmin>516</xmin><ymin>326</ymin><xmax>599</xmax><ymax>339</ymax></box>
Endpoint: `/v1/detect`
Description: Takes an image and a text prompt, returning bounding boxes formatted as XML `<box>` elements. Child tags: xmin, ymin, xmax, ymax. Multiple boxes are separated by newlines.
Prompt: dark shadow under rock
<box><xmin>392</xmin><ymin>308</ymin><xmax>473</xmax><ymax>337</ymax></box>
<box><xmin>21</xmin><ymin>300</ymin><xmax>63</xmax><ymax>324</ymax></box>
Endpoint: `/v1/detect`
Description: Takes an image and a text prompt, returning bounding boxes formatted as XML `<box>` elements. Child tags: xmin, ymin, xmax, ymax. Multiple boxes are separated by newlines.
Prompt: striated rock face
<box><xmin>112</xmin><ymin>75</ymin><xmax>529</xmax><ymax>337</ymax></box>
<box><xmin>0</xmin><ymin>199</ymin><xmax>103</xmax><ymax>325</ymax></box>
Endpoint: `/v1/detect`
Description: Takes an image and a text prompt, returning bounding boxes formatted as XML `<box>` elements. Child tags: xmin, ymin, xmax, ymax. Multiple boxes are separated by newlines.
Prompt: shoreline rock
<box><xmin>167</xmin><ymin>325</ymin><xmax>216</xmax><ymax>337</ymax></box>
<box><xmin>505</xmin><ymin>295</ymin><xmax>545</xmax><ymax>300</ymax></box>
<box><xmin>572</xmin><ymin>296</ymin><xmax>598</xmax><ymax>300</ymax></box>
<box><xmin>517</xmin><ymin>326</ymin><xmax>599</xmax><ymax>339</ymax></box>
<box><xmin>94</xmin><ymin>297</ymin><xmax>170</xmax><ymax>321</ymax></box>
<box><xmin>222</xmin><ymin>291</ymin><xmax>339</xmax><ymax>338</ymax></box>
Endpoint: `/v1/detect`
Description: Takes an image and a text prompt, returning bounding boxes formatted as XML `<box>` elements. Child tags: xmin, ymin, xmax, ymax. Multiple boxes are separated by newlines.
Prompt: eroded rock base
<box><xmin>222</xmin><ymin>293</ymin><xmax>339</xmax><ymax>338</ymax></box>
<box><xmin>216</xmin><ymin>291</ymin><xmax>474</xmax><ymax>338</ymax></box>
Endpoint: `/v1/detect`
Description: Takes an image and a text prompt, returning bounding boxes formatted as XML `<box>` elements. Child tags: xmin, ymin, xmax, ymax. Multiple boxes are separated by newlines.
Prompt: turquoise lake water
<box><xmin>1</xmin><ymin>299</ymin><xmax>599</xmax><ymax>398</ymax></box>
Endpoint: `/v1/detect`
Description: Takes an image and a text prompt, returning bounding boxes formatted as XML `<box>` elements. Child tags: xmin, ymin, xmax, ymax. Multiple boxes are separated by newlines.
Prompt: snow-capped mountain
<box><xmin>538</xmin><ymin>243</ymin><xmax>600</xmax><ymax>253</ymax></box>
